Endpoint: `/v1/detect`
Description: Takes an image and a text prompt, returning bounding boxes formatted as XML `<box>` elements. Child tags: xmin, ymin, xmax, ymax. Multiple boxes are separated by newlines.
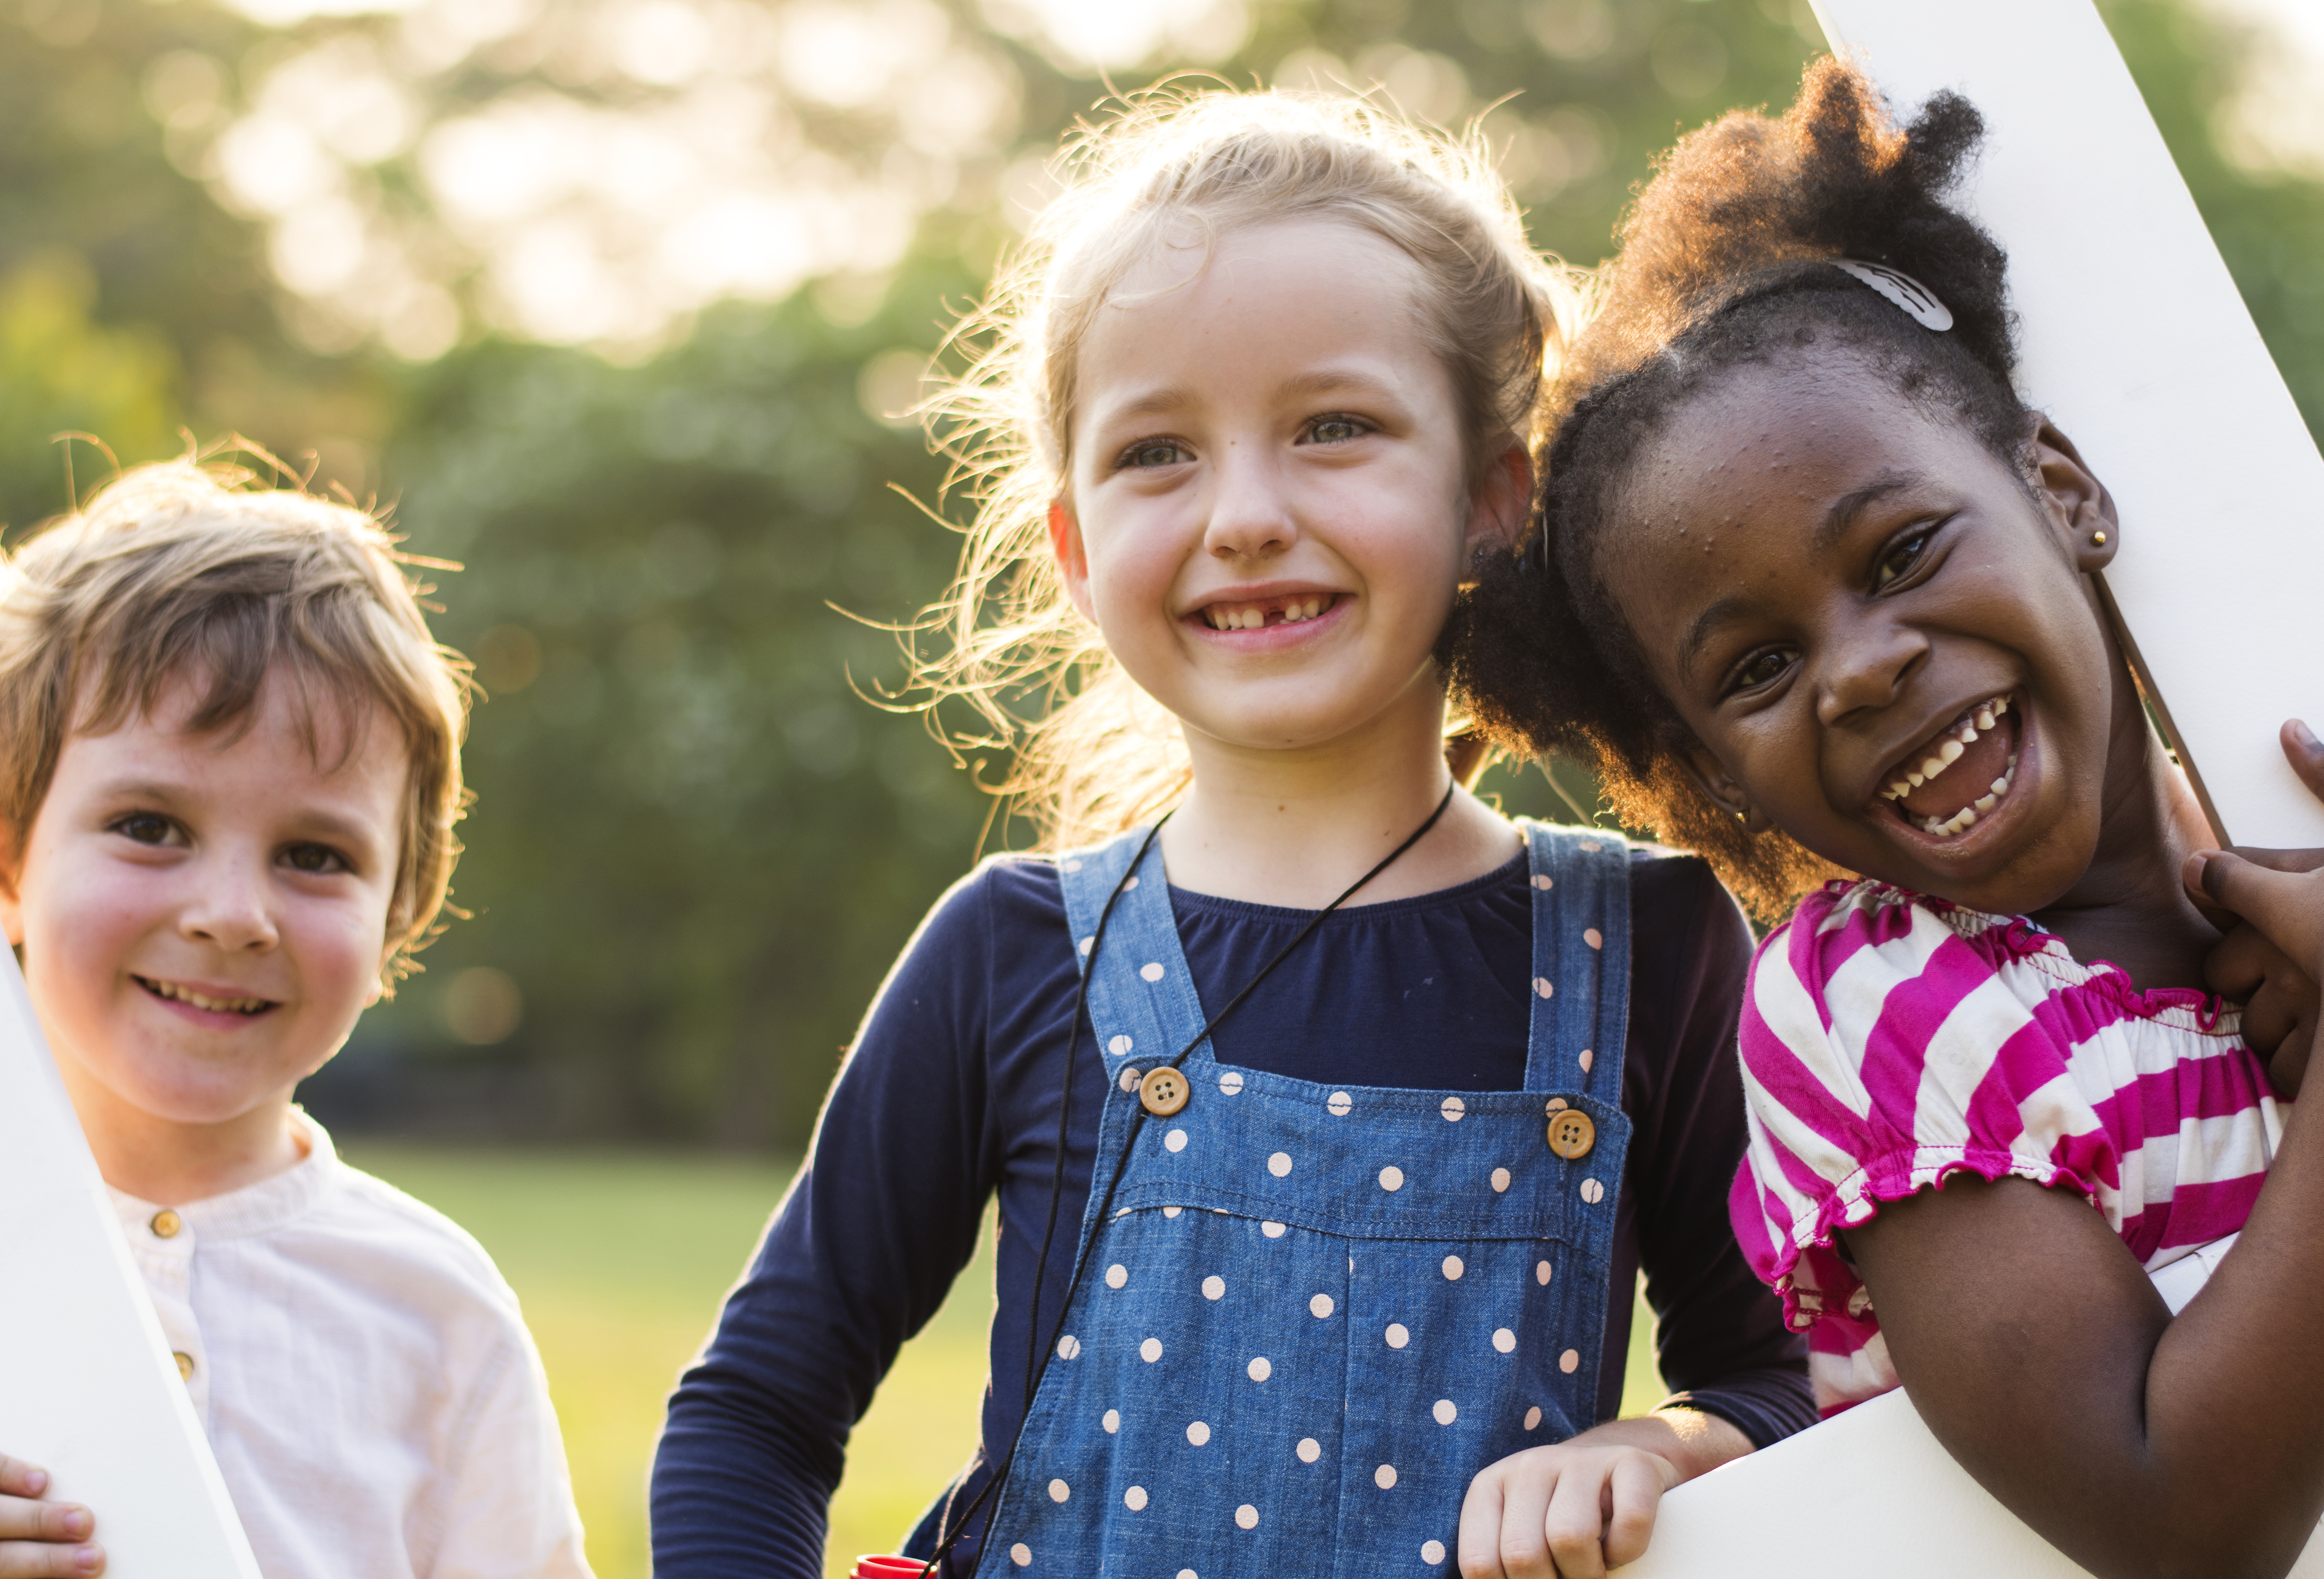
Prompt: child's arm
<box><xmin>1840</xmin><ymin>734</ymin><xmax>2324</xmax><ymax>1579</ymax></box>
<box><xmin>1456</xmin><ymin>1411</ymin><xmax>1750</xmax><ymax>1579</ymax></box>
<box><xmin>651</xmin><ymin>864</ymin><xmax>1040</xmax><ymax>1576</ymax></box>
<box><xmin>0</xmin><ymin>1456</ymin><xmax>102</xmax><ymax>1577</ymax></box>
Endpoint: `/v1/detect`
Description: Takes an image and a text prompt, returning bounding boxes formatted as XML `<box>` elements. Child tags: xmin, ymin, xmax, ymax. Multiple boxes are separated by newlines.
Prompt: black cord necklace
<box><xmin>921</xmin><ymin>780</ymin><xmax>1459</xmax><ymax>1576</ymax></box>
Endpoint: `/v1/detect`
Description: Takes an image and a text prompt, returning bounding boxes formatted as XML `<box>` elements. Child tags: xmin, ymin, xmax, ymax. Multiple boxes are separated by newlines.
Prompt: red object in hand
<box><xmin>851</xmin><ymin>1559</ymin><xmax>929</xmax><ymax>1579</ymax></box>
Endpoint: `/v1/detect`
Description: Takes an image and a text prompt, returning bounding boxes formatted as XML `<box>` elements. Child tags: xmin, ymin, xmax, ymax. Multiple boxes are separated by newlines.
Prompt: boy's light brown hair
<box><xmin>0</xmin><ymin>455</ymin><xmax>473</xmax><ymax>985</ymax></box>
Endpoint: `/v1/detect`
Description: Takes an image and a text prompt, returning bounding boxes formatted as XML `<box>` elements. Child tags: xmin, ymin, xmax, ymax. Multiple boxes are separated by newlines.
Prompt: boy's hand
<box><xmin>1457</xmin><ymin>1410</ymin><xmax>1749</xmax><ymax>1579</ymax></box>
<box><xmin>0</xmin><ymin>1457</ymin><xmax>102</xmax><ymax>1577</ymax></box>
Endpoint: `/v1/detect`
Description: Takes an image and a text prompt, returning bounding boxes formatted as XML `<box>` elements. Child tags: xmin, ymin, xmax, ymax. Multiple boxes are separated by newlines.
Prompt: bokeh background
<box><xmin>5</xmin><ymin>0</ymin><xmax>2320</xmax><ymax>1571</ymax></box>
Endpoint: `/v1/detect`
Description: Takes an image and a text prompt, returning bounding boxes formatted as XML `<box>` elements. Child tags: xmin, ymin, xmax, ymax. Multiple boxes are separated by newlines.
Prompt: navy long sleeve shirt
<box><xmin>651</xmin><ymin>846</ymin><xmax>1813</xmax><ymax>1576</ymax></box>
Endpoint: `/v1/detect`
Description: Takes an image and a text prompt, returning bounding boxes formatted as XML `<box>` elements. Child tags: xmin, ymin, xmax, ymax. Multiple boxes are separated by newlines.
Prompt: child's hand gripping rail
<box><xmin>0</xmin><ymin>944</ymin><xmax>261</xmax><ymax>1579</ymax></box>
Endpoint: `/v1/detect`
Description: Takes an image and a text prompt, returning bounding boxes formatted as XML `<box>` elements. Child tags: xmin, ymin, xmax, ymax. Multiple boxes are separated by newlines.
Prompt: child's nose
<box><xmin>1816</xmin><ymin>616</ymin><xmax>1928</xmax><ymax>726</ymax></box>
<box><xmin>180</xmin><ymin>868</ymin><xmax>281</xmax><ymax>952</ymax></box>
<box><xmin>1202</xmin><ymin>451</ymin><xmax>1298</xmax><ymax>561</ymax></box>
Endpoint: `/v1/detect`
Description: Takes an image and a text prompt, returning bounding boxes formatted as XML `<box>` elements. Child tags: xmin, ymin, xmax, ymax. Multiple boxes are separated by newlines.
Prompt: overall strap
<box><xmin>1055</xmin><ymin>831</ymin><xmax>1212</xmax><ymax>1083</ymax></box>
<box><xmin>1520</xmin><ymin>821</ymin><xmax>1634</xmax><ymax>1101</ymax></box>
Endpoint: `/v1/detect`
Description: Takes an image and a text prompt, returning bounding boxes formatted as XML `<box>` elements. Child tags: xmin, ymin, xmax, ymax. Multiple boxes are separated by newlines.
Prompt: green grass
<box><xmin>346</xmin><ymin>1146</ymin><xmax>1663</xmax><ymax>1579</ymax></box>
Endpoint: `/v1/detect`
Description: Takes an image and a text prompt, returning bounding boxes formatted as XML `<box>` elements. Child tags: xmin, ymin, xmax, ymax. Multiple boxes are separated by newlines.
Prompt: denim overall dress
<box><xmin>968</xmin><ymin>820</ymin><xmax>1634</xmax><ymax>1578</ymax></box>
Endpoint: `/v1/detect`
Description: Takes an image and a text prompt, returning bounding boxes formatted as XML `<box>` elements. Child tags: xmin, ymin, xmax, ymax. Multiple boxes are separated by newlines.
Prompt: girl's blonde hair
<box><xmin>0</xmin><ymin>454</ymin><xmax>473</xmax><ymax>985</ymax></box>
<box><xmin>913</xmin><ymin>87</ymin><xmax>1581</xmax><ymax>848</ymax></box>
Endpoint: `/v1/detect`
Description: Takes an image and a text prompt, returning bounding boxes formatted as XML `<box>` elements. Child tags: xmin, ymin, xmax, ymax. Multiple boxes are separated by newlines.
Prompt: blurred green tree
<box><xmin>356</xmin><ymin>271</ymin><xmax>993</xmax><ymax>1143</ymax></box>
<box><xmin>0</xmin><ymin>1</ymin><xmax>393</xmax><ymax>527</ymax></box>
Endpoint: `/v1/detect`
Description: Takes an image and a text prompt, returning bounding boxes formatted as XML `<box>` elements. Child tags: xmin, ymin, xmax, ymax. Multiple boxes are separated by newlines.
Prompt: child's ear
<box><xmin>1681</xmin><ymin>743</ymin><xmax>1775</xmax><ymax>834</ymax></box>
<box><xmin>1463</xmin><ymin>442</ymin><xmax>1534</xmax><ymax>565</ymax></box>
<box><xmin>1047</xmin><ymin>501</ymin><xmax>1097</xmax><ymax>623</ymax></box>
<box><xmin>2027</xmin><ymin>417</ymin><xmax>2120</xmax><ymax>573</ymax></box>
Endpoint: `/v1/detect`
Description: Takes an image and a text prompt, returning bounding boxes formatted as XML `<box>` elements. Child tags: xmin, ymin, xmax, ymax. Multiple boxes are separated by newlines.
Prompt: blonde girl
<box><xmin>651</xmin><ymin>90</ymin><xmax>1811</xmax><ymax>1579</ymax></box>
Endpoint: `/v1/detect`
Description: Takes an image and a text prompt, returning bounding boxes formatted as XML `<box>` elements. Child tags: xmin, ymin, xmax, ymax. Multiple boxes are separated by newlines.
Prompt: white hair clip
<box><xmin>1832</xmin><ymin>259</ymin><xmax>1955</xmax><ymax>332</ymax></box>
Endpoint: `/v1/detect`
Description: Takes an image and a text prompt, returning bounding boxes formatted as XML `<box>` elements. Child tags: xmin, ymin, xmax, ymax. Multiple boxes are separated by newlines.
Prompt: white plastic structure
<box><xmin>1817</xmin><ymin>0</ymin><xmax>2324</xmax><ymax>848</ymax></box>
<box><xmin>1618</xmin><ymin>1383</ymin><xmax>2324</xmax><ymax>1577</ymax></box>
<box><xmin>1623</xmin><ymin>3</ymin><xmax>2324</xmax><ymax>1570</ymax></box>
<box><xmin>0</xmin><ymin>946</ymin><xmax>261</xmax><ymax>1579</ymax></box>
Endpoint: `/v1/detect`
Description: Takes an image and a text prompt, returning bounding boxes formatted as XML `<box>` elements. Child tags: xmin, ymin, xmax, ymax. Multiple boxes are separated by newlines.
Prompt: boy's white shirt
<box><xmin>106</xmin><ymin>1110</ymin><xmax>592</xmax><ymax>1579</ymax></box>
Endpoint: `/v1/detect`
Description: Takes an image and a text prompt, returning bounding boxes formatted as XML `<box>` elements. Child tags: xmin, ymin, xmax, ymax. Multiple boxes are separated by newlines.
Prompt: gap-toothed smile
<box><xmin>1197</xmin><ymin>593</ymin><xmax>1337</xmax><ymax>631</ymax></box>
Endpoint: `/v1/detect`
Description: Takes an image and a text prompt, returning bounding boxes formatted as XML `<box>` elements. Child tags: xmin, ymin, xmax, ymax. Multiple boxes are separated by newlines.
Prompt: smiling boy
<box><xmin>0</xmin><ymin>460</ymin><xmax>589</xmax><ymax>1579</ymax></box>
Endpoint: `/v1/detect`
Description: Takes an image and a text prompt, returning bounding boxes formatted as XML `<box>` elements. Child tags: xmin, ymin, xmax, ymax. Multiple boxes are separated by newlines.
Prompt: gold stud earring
<box><xmin>2091</xmin><ymin>530</ymin><xmax>2107</xmax><ymax>546</ymax></box>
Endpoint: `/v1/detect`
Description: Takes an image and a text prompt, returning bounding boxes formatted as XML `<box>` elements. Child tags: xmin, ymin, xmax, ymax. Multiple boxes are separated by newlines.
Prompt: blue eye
<box><xmin>1122</xmin><ymin>439</ymin><xmax>1189</xmax><ymax>469</ymax></box>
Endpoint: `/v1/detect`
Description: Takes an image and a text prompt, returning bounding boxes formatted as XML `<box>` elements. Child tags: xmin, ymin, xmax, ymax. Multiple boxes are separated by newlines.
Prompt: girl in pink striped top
<box><xmin>1451</xmin><ymin>58</ymin><xmax>2324</xmax><ymax>1579</ymax></box>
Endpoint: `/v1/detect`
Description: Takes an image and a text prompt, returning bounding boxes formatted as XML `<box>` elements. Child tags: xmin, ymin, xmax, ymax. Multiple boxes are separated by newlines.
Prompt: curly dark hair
<box><xmin>1445</xmin><ymin>56</ymin><xmax>2037</xmax><ymax>920</ymax></box>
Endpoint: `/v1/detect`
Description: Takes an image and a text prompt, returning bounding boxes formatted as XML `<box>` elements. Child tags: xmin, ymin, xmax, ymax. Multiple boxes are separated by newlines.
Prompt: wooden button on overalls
<box><xmin>1546</xmin><ymin>1108</ymin><xmax>1596</xmax><ymax>1160</ymax></box>
<box><xmin>1139</xmin><ymin>1066</ymin><xmax>1189</xmax><ymax>1117</ymax></box>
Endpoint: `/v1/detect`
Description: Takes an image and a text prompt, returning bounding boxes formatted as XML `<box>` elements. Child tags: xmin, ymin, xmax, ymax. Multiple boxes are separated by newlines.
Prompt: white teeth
<box><xmin>1887</xmin><ymin>696</ymin><xmax>2023</xmax><ymax>836</ymax></box>
<box><xmin>144</xmin><ymin>979</ymin><xmax>266</xmax><ymax>1015</ymax></box>
<box><xmin>1207</xmin><ymin>597</ymin><xmax>1326</xmax><ymax>631</ymax></box>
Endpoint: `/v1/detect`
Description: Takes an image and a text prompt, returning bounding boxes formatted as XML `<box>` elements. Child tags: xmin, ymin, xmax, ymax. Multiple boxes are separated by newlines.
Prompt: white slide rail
<box><xmin>0</xmin><ymin>942</ymin><xmax>261</xmax><ymax>1579</ymax></box>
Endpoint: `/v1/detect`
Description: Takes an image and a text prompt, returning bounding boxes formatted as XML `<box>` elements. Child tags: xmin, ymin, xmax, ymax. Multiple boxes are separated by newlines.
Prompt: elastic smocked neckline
<box><xmin>1835</xmin><ymin>879</ymin><xmax>2240</xmax><ymax>1035</ymax></box>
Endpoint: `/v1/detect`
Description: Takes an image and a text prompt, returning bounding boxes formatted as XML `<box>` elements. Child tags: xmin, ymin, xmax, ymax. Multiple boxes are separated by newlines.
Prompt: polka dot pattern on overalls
<box><xmin>969</xmin><ymin>822</ymin><xmax>1633</xmax><ymax>1578</ymax></box>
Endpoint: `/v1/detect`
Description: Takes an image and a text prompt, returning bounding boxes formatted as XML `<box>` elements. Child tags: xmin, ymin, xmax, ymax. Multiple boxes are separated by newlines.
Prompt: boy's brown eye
<box><xmin>113</xmin><ymin>813</ymin><xmax>171</xmax><ymax>845</ymax></box>
<box><xmin>1737</xmin><ymin>650</ymin><xmax>1792</xmax><ymax>691</ymax></box>
<box><xmin>283</xmin><ymin>844</ymin><xmax>346</xmax><ymax>875</ymax></box>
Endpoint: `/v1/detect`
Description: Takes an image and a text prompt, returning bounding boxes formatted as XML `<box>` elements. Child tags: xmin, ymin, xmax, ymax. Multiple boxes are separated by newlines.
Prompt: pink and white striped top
<box><xmin>1728</xmin><ymin>880</ymin><xmax>2280</xmax><ymax>1416</ymax></box>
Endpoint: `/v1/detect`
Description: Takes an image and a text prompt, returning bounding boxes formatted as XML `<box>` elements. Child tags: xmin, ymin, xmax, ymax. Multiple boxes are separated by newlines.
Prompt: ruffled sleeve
<box><xmin>1725</xmin><ymin>882</ymin><xmax>2119</xmax><ymax>1412</ymax></box>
